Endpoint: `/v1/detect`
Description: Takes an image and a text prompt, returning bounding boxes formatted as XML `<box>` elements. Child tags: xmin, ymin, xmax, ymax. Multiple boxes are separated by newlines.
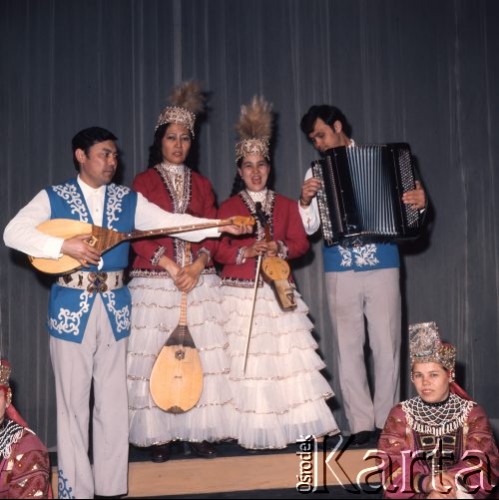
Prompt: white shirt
<box><xmin>298</xmin><ymin>168</ymin><xmax>321</xmax><ymax>235</ymax></box>
<box><xmin>3</xmin><ymin>176</ymin><xmax>221</xmax><ymax>259</ymax></box>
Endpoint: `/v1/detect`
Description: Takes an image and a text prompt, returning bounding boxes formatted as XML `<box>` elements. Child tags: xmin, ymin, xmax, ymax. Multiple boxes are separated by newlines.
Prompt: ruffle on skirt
<box><xmin>222</xmin><ymin>283</ymin><xmax>339</xmax><ymax>449</ymax></box>
<box><xmin>127</xmin><ymin>274</ymin><xmax>232</xmax><ymax>447</ymax></box>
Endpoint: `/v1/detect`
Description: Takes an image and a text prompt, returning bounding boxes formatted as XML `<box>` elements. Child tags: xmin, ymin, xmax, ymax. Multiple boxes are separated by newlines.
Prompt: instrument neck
<box><xmin>122</xmin><ymin>220</ymin><xmax>226</xmax><ymax>241</ymax></box>
<box><xmin>179</xmin><ymin>292</ymin><xmax>188</xmax><ymax>326</ymax></box>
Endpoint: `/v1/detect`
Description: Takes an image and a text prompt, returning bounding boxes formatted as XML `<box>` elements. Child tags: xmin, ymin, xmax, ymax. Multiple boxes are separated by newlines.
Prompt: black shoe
<box><xmin>189</xmin><ymin>441</ymin><xmax>218</xmax><ymax>458</ymax></box>
<box><xmin>323</xmin><ymin>432</ymin><xmax>344</xmax><ymax>449</ymax></box>
<box><xmin>150</xmin><ymin>443</ymin><xmax>172</xmax><ymax>463</ymax></box>
<box><xmin>350</xmin><ymin>431</ymin><xmax>372</xmax><ymax>447</ymax></box>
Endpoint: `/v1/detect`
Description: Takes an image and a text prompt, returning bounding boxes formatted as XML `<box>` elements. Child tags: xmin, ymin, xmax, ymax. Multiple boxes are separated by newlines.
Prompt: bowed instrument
<box><xmin>242</xmin><ymin>202</ymin><xmax>296</xmax><ymax>373</ymax></box>
<box><xmin>255</xmin><ymin>202</ymin><xmax>296</xmax><ymax>311</ymax></box>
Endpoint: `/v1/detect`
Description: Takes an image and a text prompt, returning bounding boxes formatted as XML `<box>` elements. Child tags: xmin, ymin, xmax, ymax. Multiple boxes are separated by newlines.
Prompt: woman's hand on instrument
<box><xmin>174</xmin><ymin>253</ymin><xmax>207</xmax><ymax>293</ymax></box>
<box><xmin>300</xmin><ymin>177</ymin><xmax>322</xmax><ymax>207</ymax></box>
<box><xmin>244</xmin><ymin>240</ymin><xmax>270</xmax><ymax>259</ymax></box>
<box><xmin>264</xmin><ymin>240</ymin><xmax>279</xmax><ymax>257</ymax></box>
<box><xmin>402</xmin><ymin>180</ymin><xmax>426</xmax><ymax>210</ymax></box>
<box><xmin>174</xmin><ymin>265</ymin><xmax>199</xmax><ymax>293</ymax></box>
<box><xmin>158</xmin><ymin>256</ymin><xmax>180</xmax><ymax>282</ymax></box>
<box><xmin>61</xmin><ymin>234</ymin><xmax>101</xmax><ymax>267</ymax></box>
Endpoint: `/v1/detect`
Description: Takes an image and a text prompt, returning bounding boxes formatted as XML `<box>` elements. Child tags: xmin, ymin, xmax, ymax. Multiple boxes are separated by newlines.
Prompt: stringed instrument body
<box><xmin>149</xmin><ymin>290</ymin><xmax>203</xmax><ymax>414</ymax></box>
<box><xmin>255</xmin><ymin>203</ymin><xmax>297</xmax><ymax>311</ymax></box>
<box><xmin>29</xmin><ymin>216</ymin><xmax>254</xmax><ymax>274</ymax></box>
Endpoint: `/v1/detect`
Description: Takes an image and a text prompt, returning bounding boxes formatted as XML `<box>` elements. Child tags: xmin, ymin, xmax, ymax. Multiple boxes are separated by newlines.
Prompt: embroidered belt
<box><xmin>57</xmin><ymin>271</ymin><xmax>124</xmax><ymax>293</ymax></box>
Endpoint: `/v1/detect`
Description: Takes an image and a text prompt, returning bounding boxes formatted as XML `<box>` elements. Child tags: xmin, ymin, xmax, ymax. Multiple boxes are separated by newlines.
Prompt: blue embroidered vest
<box><xmin>322</xmin><ymin>242</ymin><xmax>400</xmax><ymax>272</ymax></box>
<box><xmin>45</xmin><ymin>179</ymin><xmax>137</xmax><ymax>343</ymax></box>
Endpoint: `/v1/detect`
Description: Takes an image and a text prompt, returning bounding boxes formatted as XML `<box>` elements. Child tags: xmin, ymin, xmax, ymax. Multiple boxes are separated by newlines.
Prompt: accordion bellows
<box><xmin>312</xmin><ymin>143</ymin><xmax>424</xmax><ymax>246</ymax></box>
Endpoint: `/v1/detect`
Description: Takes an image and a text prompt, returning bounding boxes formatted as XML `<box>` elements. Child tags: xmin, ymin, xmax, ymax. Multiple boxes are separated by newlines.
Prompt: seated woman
<box><xmin>0</xmin><ymin>359</ymin><xmax>52</xmax><ymax>498</ymax></box>
<box><xmin>377</xmin><ymin>322</ymin><xmax>499</xmax><ymax>499</ymax></box>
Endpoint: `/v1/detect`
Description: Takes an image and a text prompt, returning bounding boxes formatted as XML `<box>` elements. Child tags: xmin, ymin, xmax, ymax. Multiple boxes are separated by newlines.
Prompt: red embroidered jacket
<box><xmin>130</xmin><ymin>166</ymin><xmax>218</xmax><ymax>273</ymax></box>
<box><xmin>215</xmin><ymin>191</ymin><xmax>309</xmax><ymax>284</ymax></box>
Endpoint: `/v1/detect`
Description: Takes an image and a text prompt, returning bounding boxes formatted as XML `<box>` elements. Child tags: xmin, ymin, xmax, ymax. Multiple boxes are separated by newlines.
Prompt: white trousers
<box><xmin>325</xmin><ymin>268</ymin><xmax>401</xmax><ymax>434</ymax></box>
<box><xmin>50</xmin><ymin>295</ymin><xmax>129</xmax><ymax>499</ymax></box>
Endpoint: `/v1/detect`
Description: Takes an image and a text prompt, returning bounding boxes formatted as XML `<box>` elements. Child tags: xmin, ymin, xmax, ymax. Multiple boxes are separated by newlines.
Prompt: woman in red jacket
<box><xmin>127</xmin><ymin>82</ymin><xmax>229</xmax><ymax>462</ymax></box>
<box><xmin>377</xmin><ymin>322</ymin><xmax>499</xmax><ymax>499</ymax></box>
<box><xmin>215</xmin><ymin>97</ymin><xmax>339</xmax><ymax>450</ymax></box>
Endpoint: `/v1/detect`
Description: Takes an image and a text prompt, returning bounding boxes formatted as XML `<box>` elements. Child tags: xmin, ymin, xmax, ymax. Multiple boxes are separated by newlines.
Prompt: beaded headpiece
<box><xmin>235</xmin><ymin>96</ymin><xmax>273</xmax><ymax>162</ymax></box>
<box><xmin>0</xmin><ymin>359</ymin><xmax>11</xmax><ymax>388</ymax></box>
<box><xmin>155</xmin><ymin>81</ymin><xmax>206</xmax><ymax>136</ymax></box>
<box><xmin>409</xmin><ymin>322</ymin><xmax>456</xmax><ymax>372</ymax></box>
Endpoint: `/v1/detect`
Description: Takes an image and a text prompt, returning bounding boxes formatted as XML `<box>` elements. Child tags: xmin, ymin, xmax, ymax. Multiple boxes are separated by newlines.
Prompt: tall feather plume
<box><xmin>168</xmin><ymin>80</ymin><xmax>205</xmax><ymax>114</ymax></box>
<box><xmin>236</xmin><ymin>96</ymin><xmax>273</xmax><ymax>141</ymax></box>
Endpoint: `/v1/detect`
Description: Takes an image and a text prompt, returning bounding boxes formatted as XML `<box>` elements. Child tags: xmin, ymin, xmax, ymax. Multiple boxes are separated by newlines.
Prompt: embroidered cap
<box><xmin>155</xmin><ymin>81</ymin><xmax>206</xmax><ymax>136</ymax></box>
<box><xmin>0</xmin><ymin>359</ymin><xmax>11</xmax><ymax>388</ymax></box>
<box><xmin>409</xmin><ymin>322</ymin><xmax>456</xmax><ymax>372</ymax></box>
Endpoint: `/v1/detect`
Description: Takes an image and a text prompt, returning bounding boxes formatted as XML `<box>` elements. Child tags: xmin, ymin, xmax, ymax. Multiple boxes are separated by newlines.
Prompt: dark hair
<box><xmin>71</xmin><ymin>126</ymin><xmax>117</xmax><ymax>171</ymax></box>
<box><xmin>229</xmin><ymin>156</ymin><xmax>274</xmax><ymax>197</ymax></box>
<box><xmin>230</xmin><ymin>157</ymin><xmax>246</xmax><ymax>196</ymax></box>
<box><xmin>299</xmin><ymin>105</ymin><xmax>352</xmax><ymax>139</ymax></box>
<box><xmin>147</xmin><ymin>123</ymin><xmax>193</xmax><ymax>169</ymax></box>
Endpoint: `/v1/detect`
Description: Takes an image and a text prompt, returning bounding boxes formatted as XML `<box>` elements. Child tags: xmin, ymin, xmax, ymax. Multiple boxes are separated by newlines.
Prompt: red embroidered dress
<box><xmin>127</xmin><ymin>164</ymin><xmax>231</xmax><ymax>446</ymax></box>
<box><xmin>215</xmin><ymin>189</ymin><xmax>339</xmax><ymax>449</ymax></box>
<box><xmin>0</xmin><ymin>419</ymin><xmax>52</xmax><ymax>498</ymax></box>
<box><xmin>378</xmin><ymin>396</ymin><xmax>499</xmax><ymax>498</ymax></box>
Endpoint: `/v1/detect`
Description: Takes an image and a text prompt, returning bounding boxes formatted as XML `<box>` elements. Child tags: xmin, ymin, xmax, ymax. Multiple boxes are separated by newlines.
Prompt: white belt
<box><xmin>57</xmin><ymin>271</ymin><xmax>124</xmax><ymax>293</ymax></box>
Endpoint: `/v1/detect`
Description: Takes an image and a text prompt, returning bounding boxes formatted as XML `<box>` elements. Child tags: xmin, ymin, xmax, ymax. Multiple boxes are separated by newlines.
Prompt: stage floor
<box><xmin>49</xmin><ymin>438</ymin><xmax>385</xmax><ymax>498</ymax></box>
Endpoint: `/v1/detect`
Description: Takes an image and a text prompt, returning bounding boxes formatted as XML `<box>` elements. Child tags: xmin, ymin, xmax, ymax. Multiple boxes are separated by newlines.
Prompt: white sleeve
<box><xmin>134</xmin><ymin>192</ymin><xmax>221</xmax><ymax>242</ymax></box>
<box><xmin>3</xmin><ymin>190</ymin><xmax>64</xmax><ymax>258</ymax></box>
<box><xmin>298</xmin><ymin>168</ymin><xmax>322</xmax><ymax>235</ymax></box>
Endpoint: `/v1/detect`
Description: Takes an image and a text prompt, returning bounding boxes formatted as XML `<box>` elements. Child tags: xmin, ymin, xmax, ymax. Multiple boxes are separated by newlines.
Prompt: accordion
<box><xmin>311</xmin><ymin>143</ymin><xmax>423</xmax><ymax>246</ymax></box>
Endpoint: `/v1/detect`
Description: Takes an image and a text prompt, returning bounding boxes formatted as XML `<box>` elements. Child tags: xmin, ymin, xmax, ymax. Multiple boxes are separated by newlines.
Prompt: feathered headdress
<box><xmin>409</xmin><ymin>322</ymin><xmax>456</xmax><ymax>372</ymax></box>
<box><xmin>155</xmin><ymin>80</ymin><xmax>206</xmax><ymax>136</ymax></box>
<box><xmin>235</xmin><ymin>96</ymin><xmax>273</xmax><ymax>161</ymax></box>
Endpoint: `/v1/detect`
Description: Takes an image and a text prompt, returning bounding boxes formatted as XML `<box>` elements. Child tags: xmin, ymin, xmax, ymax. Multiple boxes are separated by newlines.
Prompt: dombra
<box><xmin>150</xmin><ymin>261</ymin><xmax>203</xmax><ymax>414</ymax></box>
<box><xmin>29</xmin><ymin>216</ymin><xmax>254</xmax><ymax>274</ymax></box>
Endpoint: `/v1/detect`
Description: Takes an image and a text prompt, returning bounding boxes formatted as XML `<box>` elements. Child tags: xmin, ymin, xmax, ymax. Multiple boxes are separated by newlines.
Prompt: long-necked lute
<box><xmin>29</xmin><ymin>216</ymin><xmax>254</xmax><ymax>274</ymax></box>
<box><xmin>150</xmin><ymin>244</ymin><xmax>203</xmax><ymax>413</ymax></box>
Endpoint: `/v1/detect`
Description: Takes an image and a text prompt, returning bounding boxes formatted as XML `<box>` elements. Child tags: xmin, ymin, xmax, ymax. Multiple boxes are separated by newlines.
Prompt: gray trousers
<box><xmin>325</xmin><ymin>268</ymin><xmax>401</xmax><ymax>434</ymax></box>
<box><xmin>50</xmin><ymin>295</ymin><xmax>128</xmax><ymax>498</ymax></box>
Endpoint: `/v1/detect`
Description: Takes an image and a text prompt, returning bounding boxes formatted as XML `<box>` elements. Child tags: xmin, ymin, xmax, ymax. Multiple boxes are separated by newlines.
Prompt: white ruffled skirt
<box><xmin>127</xmin><ymin>274</ymin><xmax>232</xmax><ymax>447</ymax></box>
<box><xmin>222</xmin><ymin>282</ymin><xmax>339</xmax><ymax>449</ymax></box>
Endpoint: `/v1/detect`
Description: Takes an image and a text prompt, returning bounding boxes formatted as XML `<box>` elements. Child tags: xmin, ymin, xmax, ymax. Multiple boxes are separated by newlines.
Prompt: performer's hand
<box><xmin>300</xmin><ymin>177</ymin><xmax>322</xmax><ymax>207</ymax></box>
<box><xmin>174</xmin><ymin>255</ymin><xmax>207</xmax><ymax>293</ymax></box>
<box><xmin>61</xmin><ymin>234</ymin><xmax>101</xmax><ymax>267</ymax></box>
<box><xmin>264</xmin><ymin>240</ymin><xmax>279</xmax><ymax>257</ymax></box>
<box><xmin>175</xmin><ymin>264</ymin><xmax>202</xmax><ymax>293</ymax></box>
<box><xmin>402</xmin><ymin>180</ymin><xmax>426</xmax><ymax>210</ymax></box>
<box><xmin>158</xmin><ymin>256</ymin><xmax>180</xmax><ymax>281</ymax></box>
<box><xmin>244</xmin><ymin>241</ymin><xmax>269</xmax><ymax>259</ymax></box>
<box><xmin>219</xmin><ymin>223</ymin><xmax>254</xmax><ymax>235</ymax></box>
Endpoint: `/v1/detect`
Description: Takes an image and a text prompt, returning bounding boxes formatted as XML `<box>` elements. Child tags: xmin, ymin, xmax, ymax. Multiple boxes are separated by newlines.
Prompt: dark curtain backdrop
<box><xmin>1</xmin><ymin>0</ymin><xmax>498</xmax><ymax>447</ymax></box>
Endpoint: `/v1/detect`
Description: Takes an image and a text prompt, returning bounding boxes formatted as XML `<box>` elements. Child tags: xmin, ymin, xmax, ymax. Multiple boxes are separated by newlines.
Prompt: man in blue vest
<box><xmin>3</xmin><ymin>126</ymin><xmax>250</xmax><ymax>499</ymax></box>
<box><xmin>298</xmin><ymin>106</ymin><xmax>426</xmax><ymax>447</ymax></box>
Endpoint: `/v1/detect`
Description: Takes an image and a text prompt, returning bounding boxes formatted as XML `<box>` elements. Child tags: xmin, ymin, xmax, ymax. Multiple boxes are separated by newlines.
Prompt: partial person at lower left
<box><xmin>0</xmin><ymin>359</ymin><xmax>53</xmax><ymax>499</ymax></box>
